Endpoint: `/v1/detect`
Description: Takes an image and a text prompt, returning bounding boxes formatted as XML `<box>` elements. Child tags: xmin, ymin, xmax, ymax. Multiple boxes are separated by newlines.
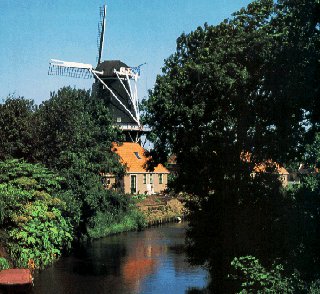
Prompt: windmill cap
<box><xmin>96</xmin><ymin>60</ymin><xmax>129</xmax><ymax>77</ymax></box>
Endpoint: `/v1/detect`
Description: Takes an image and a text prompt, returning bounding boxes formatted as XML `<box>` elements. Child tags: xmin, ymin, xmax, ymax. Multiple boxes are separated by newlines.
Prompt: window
<box><xmin>130</xmin><ymin>175</ymin><xmax>137</xmax><ymax>194</ymax></box>
<box><xmin>150</xmin><ymin>174</ymin><xmax>153</xmax><ymax>184</ymax></box>
<box><xmin>143</xmin><ymin>174</ymin><xmax>147</xmax><ymax>184</ymax></box>
<box><xmin>159</xmin><ymin>174</ymin><xmax>163</xmax><ymax>184</ymax></box>
<box><xmin>134</xmin><ymin>152</ymin><xmax>141</xmax><ymax>159</ymax></box>
<box><xmin>101</xmin><ymin>177</ymin><xmax>111</xmax><ymax>188</ymax></box>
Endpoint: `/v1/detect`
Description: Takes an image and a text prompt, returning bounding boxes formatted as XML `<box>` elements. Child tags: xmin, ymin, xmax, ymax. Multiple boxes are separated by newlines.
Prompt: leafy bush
<box><xmin>131</xmin><ymin>194</ymin><xmax>148</xmax><ymax>201</ymax></box>
<box><xmin>0</xmin><ymin>160</ymin><xmax>73</xmax><ymax>268</ymax></box>
<box><xmin>230</xmin><ymin>256</ymin><xmax>320</xmax><ymax>293</ymax></box>
<box><xmin>7</xmin><ymin>201</ymin><xmax>72</xmax><ymax>268</ymax></box>
<box><xmin>0</xmin><ymin>257</ymin><xmax>10</xmax><ymax>270</ymax></box>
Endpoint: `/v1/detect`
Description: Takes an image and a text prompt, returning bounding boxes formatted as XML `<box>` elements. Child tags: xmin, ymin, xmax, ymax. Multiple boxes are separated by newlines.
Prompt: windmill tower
<box><xmin>48</xmin><ymin>5</ymin><xmax>146</xmax><ymax>142</ymax></box>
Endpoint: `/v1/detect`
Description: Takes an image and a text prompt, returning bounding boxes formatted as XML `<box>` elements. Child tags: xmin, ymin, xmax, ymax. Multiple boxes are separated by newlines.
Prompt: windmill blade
<box><xmin>97</xmin><ymin>5</ymin><xmax>107</xmax><ymax>65</ymax></box>
<box><xmin>48</xmin><ymin>59</ymin><xmax>95</xmax><ymax>79</ymax></box>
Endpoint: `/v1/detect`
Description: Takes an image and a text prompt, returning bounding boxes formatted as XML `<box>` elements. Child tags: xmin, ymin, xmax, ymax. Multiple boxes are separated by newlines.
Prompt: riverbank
<box><xmin>86</xmin><ymin>194</ymin><xmax>187</xmax><ymax>238</ymax></box>
<box><xmin>0</xmin><ymin>193</ymin><xmax>186</xmax><ymax>272</ymax></box>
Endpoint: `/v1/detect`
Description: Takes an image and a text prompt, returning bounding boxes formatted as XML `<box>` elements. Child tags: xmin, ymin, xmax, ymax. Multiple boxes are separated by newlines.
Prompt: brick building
<box><xmin>108</xmin><ymin>142</ymin><xmax>169</xmax><ymax>194</ymax></box>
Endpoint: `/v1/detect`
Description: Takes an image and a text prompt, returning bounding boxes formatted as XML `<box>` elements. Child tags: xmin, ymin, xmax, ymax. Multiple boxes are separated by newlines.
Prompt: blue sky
<box><xmin>0</xmin><ymin>0</ymin><xmax>252</xmax><ymax>105</ymax></box>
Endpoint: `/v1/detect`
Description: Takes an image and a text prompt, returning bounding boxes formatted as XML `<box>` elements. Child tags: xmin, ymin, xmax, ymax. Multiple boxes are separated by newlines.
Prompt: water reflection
<box><xmin>31</xmin><ymin>222</ymin><xmax>208</xmax><ymax>294</ymax></box>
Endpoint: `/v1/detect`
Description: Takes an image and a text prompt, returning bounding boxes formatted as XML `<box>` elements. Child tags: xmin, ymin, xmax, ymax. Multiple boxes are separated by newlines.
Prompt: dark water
<box><xmin>31</xmin><ymin>222</ymin><xmax>208</xmax><ymax>294</ymax></box>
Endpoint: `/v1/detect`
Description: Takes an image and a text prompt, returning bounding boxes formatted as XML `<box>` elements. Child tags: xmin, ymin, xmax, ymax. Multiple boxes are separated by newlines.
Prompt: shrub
<box><xmin>230</xmin><ymin>256</ymin><xmax>320</xmax><ymax>293</ymax></box>
<box><xmin>87</xmin><ymin>207</ymin><xmax>146</xmax><ymax>239</ymax></box>
<box><xmin>0</xmin><ymin>257</ymin><xmax>9</xmax><ymax>270</ymax></box>
<box><xmin>0</xmin><ymin>160</ymin><xmax>73</xmax><ymax>268</ymax></box>
<box><xmin>7</xmin><ymin>201</ymin><xmax>72</xmax><ymax>268</ymax></box>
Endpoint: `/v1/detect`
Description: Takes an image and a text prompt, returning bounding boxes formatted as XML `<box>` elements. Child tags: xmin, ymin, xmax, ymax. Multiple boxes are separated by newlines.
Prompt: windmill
<box><xmin>48</xmin><ymin>5</ymin><xmax>146</xmax><ymax>142</ymax></box>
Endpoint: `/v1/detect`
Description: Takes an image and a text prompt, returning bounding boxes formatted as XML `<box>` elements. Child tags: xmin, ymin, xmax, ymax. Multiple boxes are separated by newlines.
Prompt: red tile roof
<box><xmin>113</xmin><ymin>142</ymin><xmax>169</xmax><ymax>173</ymax></box>
<box><xmin>253</xmin><ymin>161</ymin><xmax>289</xmax><ymax>175</ymax></box>
<box><xmin>241</xmin><ymin>152</ymin><xmax>289</xmax><ymax>175</ymax></box>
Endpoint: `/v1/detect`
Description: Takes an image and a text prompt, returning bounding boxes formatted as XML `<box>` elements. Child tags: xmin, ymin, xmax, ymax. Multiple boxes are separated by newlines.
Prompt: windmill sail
<box><xmin>49</xmin><ymin>59</ymin><xmax>141</xmax><ymax>127</ymax></box>
<box><xmin>97</xmin><ymin>5</ymin><xmax>107</xmax><ymax>65</ymax></box>
<box><xmin>48</xmin><ymin>59</ymin><xmax>94</xmax><ymax>79</ymax></box>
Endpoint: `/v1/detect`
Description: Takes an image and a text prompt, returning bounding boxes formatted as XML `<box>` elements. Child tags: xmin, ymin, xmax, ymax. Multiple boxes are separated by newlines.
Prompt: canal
<box><xmin>31</xmin><ymin>222</ymin><xmax>209</xmax><ymax>294</ymax></box>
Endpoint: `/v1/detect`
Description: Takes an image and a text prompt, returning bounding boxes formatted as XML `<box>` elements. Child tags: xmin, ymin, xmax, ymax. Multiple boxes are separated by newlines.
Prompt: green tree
<box><xmin>0</xmin><ymin>96</ymin><xmax>37</xmax><ymax>161</ymax></box>
<box><xmin>0</xmin><ymin>87</ymin><xmax>142</xmax><ymax>239</ymax></box>
<box><xmin>143</xmin><ymin>0</ymin><xmax>319</xmax><ymax>291</ymax></box>
<box><xmin>33</xmin><ymin>87</ymin><xmax>126</xmax><ymax>235</ymax></box>
<box><xmin>34</xmin><ymin>87</ymin><xmax>120</xmax><ymax>171</ymax></box>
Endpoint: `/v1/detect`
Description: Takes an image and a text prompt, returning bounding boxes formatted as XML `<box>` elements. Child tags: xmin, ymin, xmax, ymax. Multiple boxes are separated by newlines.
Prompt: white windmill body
<box><xmin>48</xmin><ymin>5</ymin><xmax>146</xmax><ymax>142</ymax></box>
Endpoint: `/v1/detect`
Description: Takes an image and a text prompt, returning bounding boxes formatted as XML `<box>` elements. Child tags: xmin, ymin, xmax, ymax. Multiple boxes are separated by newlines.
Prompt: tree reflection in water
<box><xmin>32</xmin><ymin>223</ymin><xmax>208</xmax><ymax>294</ymax></box>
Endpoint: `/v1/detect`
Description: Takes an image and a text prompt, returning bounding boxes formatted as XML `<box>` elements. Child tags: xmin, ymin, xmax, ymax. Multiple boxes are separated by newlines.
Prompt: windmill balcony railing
<box><xmin>114</xmin><ymin>122</ymin><xmax>150</xmax><ymax>132</ymax></box>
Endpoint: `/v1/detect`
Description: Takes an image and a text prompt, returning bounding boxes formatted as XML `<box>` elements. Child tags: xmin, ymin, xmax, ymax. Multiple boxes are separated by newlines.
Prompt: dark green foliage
<box><xmin>33</xmin><ymin>87</ymin><xmax>121</xmax><ymax>172</ymax></box>
<box><xmin>84</xmin><ymin>189</ymin><xmax>146</xmax><ymax>238</ymax></box>
<box><xmin>57</xmin><ymin>165</ymin><xmax>144</xmax><ymax>239</ymax></box>
<box><xmin>0</xmin><ymin>257</ymin><xmax>10</xmax><ymax>270</ymax></box>
<box><xmin>0</xmin><ymin>160</ymin><xmax>72</xmax><ymax>268</ymax></box>
<box><xmin>230</xmin><ymin>256</ymin><xmax>305</xmax><ymax>293</ymax></box>
<box><xmin>0</xmin><ymin>97</ymin><xmax>37</xmax><ymax>161</ymax></box>
<box><xmin>87</xmin><ymin>203</ymin><xmax>146</xmax><ymax>239</ymax></box>
<box><xmin>143</xmin><ymin>0</ymin><xmax>319</xmax><ymax>193</ymax></box>
<box><xmin>31</xmin><ymin>87</ymin><xmax>126</xmax><ymax>235</ymax></box>
<box><xmin>0</xmin><ymin>87</ymin><xmax>130</xmax><ymax>238</ymax></box>
<box><xmin>143</xmin><ymin>0</ymin><xmax>319</xmax><ymax>292</ymax></box>
<box><xmin>304</xmin><ymin>133</ymin><xmax>320</xmax><ymax>169</ymax></box>
<box><xmin>231</xmin><ymin>256</ymin><xmax>320</xmax><ymax>293</ymax></box>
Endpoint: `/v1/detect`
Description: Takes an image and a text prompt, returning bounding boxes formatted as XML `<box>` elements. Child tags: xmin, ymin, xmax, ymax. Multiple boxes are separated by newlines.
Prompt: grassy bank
<box><xmin>86</xmin><ymin>208</ymin><xmax>146</xmax><ymax>239</ymax></box>
<box><xmin>87</xmin><ymin>194</ymin><xmax>187</xmax><ymax>239</ymax></box>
